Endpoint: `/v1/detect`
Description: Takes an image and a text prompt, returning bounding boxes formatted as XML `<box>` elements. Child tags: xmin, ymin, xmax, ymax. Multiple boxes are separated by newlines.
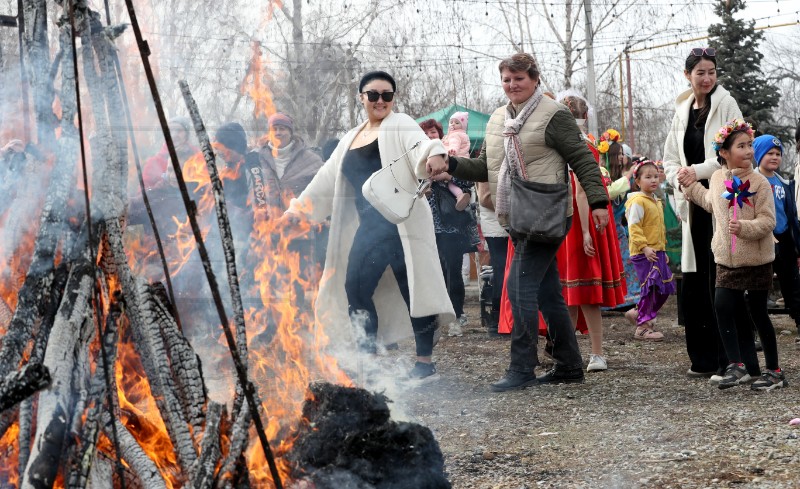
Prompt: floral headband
<box><xmin>596</xmin><ymin>128</ymin><xmax>621</xmax><ymax>155</ymax></box>
<box><xmin>631</xmin><ymin>159</ymin><xmax>657</xmax><ymax>180</ymax></box>
<box><xmin>712</xmin><ymin>118</ymin><xmax>754</xmax><ymax>152</ymax></box>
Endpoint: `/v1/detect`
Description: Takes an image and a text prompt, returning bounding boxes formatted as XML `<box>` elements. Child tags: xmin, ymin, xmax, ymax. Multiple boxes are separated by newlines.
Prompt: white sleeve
<box><xmin>626</xmin><ymin>202</ymin><xmax>645</xmax><ymax>226</ymax></box>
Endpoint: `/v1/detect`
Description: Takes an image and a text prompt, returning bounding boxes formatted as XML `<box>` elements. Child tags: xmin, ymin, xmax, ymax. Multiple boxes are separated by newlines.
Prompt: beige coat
<box><xmin>684</xmin><ymin>166</ymin><xmax>775</xmax><ymax>268</ymax></box>
<box><xmin>662</xmin><ymin>85</ymin><xmax>742</xmax><ymax>272</ymax></box>
<box><xmin>288</xmin><ymin>112</ymin><xmax>456</xmax><ymax>346</ymax></box>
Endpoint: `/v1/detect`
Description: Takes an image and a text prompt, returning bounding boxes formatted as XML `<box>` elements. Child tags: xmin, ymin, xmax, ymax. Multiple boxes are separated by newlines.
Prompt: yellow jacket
<box><xmin>625</xmin><ymin>192</ymin><xmax>666</xmax><ymax>255</ymax></box>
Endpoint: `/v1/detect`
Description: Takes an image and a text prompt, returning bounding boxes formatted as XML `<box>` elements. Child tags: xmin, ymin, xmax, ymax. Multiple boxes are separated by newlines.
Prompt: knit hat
<box><xmin>753</xmin><ymin>134</ymin><xmax>783</xmax><ymax>167</ymax></box>
<box><xmin>268</xmin><ymin>113</ymin><xmax>294</xmax><ymax>132</ymax></box>
<box><xmin>215</xmin><ymin>122</ymin><xmax>248</xmax><ymax>156</ymax></box>
<box><xmin>450</xmin><ymin>111</ymin><xmax>469</xmax><ymax>130</ymax></box>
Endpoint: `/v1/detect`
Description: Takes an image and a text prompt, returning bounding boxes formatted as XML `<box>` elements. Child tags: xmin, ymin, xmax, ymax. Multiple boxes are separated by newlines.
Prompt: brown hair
<box><xmin>498</xmin><ymin>53</ymin><xmax>540</xmax><ymax>80</ymax></box>
<box><xmin>419</xmin><ymin>119</ymin><xmax>444</xmax><ymax>139</ymax></box>
<box><xmin>562</xmin><ymin>95</ymin><xmax>589</xmax><ymax>120</ymax></box>
<box><xmin>607</xmin><ymin>142</ymin><xmax>625</xmax><ymax>180</ymax></box>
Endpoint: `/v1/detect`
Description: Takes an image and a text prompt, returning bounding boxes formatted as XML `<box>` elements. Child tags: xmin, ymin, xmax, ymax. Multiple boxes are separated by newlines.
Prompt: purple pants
<box><xmin>631</xmin><ymin>251</ymin><xmax>676</xmax><ymax>325</ymax></box>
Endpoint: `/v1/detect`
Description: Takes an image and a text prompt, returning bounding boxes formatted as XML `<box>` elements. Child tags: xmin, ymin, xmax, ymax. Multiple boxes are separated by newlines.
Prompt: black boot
<box><xmin>487</xmin><ymin>309</ymin><xmax>504</xmax><ymax>338</ymax></box>
<box><xmin>490</xmin><ymin>370</ymin><xmax>539</xmax><ymax>392</ymax></box>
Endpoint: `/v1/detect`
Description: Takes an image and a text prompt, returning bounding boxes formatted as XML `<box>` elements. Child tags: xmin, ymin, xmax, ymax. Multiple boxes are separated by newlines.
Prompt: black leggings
<box><xmin>345</xmin><ymin>223</ymin><xmax>437</xmax><ymax>357</ymax></box>
<box><xmin>714</xmin><ymin>288</ymin><xmax>779</xmax><ymax>372</ymax></box>
<box><xmin>435</xmin><ymin>233</ymin><xmax>467</xmax><ymax>317</ymax></box>
<box><xmin>485</xmin><ymin>236</ymin><xmax>509</xmax><ymax>311</ymax></box>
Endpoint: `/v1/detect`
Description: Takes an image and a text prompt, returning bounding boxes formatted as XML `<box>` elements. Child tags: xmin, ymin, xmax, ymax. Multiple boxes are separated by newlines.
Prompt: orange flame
<box><xmin>242</xmin><ymin>42</ymin><xmax>281</xmax><ymax>155</ymax></box>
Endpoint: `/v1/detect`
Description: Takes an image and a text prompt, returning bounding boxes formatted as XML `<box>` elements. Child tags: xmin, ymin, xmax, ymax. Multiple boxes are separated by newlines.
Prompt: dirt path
<box><xmin>392</xmin><ymin>294</ymin><xmax>800</xmax><ymax>489</ymax></box>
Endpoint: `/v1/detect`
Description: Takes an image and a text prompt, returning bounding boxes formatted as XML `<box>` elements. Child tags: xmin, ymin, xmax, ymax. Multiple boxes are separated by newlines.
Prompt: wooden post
<box><xmin>625</xmin><ymin>50</ymin><xmax>636</xmax><ymax>153</ymax></box>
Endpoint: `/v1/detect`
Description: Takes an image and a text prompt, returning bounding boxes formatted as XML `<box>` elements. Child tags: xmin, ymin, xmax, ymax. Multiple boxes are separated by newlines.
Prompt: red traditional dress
<box><xmin>499</xmin><ymin>143</ymin><xmax>626</xmax><ymax>335</ymax></box>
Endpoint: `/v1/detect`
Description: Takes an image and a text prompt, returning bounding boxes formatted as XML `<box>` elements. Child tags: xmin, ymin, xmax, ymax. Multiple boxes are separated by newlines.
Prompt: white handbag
<box><xmin>362</xmin><ymin>141</ymin><xmax>431</xmax><ymax>224</ymax></box>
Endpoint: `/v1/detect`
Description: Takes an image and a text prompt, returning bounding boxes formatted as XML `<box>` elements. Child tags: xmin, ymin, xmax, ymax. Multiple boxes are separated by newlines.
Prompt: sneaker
<box><xmin>718</xmin><ymin>363</ymin><xmax>751</xmax><ymax>390</ymax></box>
<box><xmin>448</xmin><ymin>320</ymin><xmax>463</xmax><ymax>337</ymax></box>
<box><xmin>687</xmin><ymin>368</ymin><xmax>717</xmax><ymax>378</ymax></box>
<box><xmin>708</xmin><ymin>367</ymin><xmax>725</xmax><ymax>385</ymax></box>
<box><xmin>408</xmin><ymin>361</ymin><xmax>438</xmax><ymax>382</ymax></box>
<box><xmin>587</xmin><ymin>354</ymin><xmax>607</xmax><ymax>372</ymax></box>
<box><xmin>490</xmin><ymin>370</ymin><xmax>539</xmax><ymax>392</ymax></box>
<box><xmin>634</xmin><ymin>325</ymin><xmax>664</xmax><ymax>342</ymax></box>
<box><xmin>537</xmin><ymin>366</ymin><xmax>585</xmax><ymax>384</ymax></box>
<box><xmin>751</xmin><ymin>369</ymin><xmax>788</xmax><ymax>391</ymax></box>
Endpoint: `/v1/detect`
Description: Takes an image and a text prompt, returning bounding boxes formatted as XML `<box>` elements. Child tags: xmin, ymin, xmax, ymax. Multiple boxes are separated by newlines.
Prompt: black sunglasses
<box><xmin>362</xmin><ymin>90</ymin><xmax>395</xmax><ymax>102</ymax></box>
<box><xmin>689</xmin><ymin>47</ymin><xmax>716</xmax><ymax>57</ymax></box>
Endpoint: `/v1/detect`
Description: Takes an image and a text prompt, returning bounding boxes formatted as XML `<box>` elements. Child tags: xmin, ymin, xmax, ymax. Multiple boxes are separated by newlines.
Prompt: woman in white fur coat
<box><xmin>662</xmin><ymin>47</ymin><xmax>742</xmax><ymax>378</ymax></box>
<box><xmin>285</xmin><ymin>71</ymin><xmax>455</xmax><ymax>381</ymax></box>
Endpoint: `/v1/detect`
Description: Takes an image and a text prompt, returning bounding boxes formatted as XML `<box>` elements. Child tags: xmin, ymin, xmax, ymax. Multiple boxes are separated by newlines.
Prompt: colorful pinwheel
<box><xmin>721</xmin><ymin>176</ymin><xmax>756</xmax><ymax>252</ymax></box>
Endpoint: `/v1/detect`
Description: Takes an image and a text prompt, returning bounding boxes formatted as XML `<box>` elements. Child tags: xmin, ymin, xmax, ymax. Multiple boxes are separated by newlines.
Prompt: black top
<box><xmin>683</xmin><ymin>107</ymin><xmax>710</xmax><ymax>188</ymax></box>
<box><xmin>341</xmin><ymin>139</ymin><xmax>394</xmax><ymax>228</ymax></box>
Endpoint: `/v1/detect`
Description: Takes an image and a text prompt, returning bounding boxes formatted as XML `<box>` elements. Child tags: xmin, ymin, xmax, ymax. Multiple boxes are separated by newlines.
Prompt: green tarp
<box><xmin>415</xmin><ymin>104</ymin><xmax>491</xmax><ymax>155</ymax></box>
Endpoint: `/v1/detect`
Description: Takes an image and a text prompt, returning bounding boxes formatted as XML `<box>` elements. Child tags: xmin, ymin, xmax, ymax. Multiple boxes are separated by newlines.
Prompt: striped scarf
<box><xmin>495</xmin><ymin>86</ymin><xmax>544</xmax><ymax>221</ymax></box>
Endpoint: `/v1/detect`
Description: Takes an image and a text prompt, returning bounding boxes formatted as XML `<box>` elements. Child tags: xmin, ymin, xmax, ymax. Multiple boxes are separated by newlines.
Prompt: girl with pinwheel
<box><xmin>684</xmin><ymin>119</ymin><xmax>787</xmax><ymax>390</ymax></box>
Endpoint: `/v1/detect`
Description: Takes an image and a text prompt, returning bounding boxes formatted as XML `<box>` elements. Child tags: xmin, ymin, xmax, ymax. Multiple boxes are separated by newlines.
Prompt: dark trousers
<box><xmin>435</xmin><ymin>233</ymin><xmax>466</xmax><ymax>318</ymax></box>
<box><xmin>681</xmin><ymin>205</ymin><xmax>727</xmax><ymax>372</ymax></box>
<box><xmin>345</xmin><ymin>224</ymin><xmax>436</xmax><ymax>357</ymax></box>
<box><xmin>774</xmin><ymin>230</ymin><xmax>800</xmax><ymax>326</ymax></box>
<box><xmin>715</xmin><ymin>288</ymin><xmax>778</xmax><ymax>372</ymax></box>
<box><xmin>507</xmin><ymin>221</ymin><xmax>582</xmax><ymax>373</ymax></box>
<box><xmin>485</xmin><ymin>236</ymin><xmax>509</xmax><ymax>312</ymax></box>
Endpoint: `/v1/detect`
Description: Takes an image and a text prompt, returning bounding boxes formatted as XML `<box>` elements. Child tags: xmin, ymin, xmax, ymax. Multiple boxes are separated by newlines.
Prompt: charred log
<box><xmin>101</xmin><ymin>413</ymin><xmax>168</xmax><ymax>489</ymax></box>
<box><xmin>216</xmin><ymin>403</ymin><xmax>250</xmax><ymax>488</ymax></box>
<box><xmin>148</xmin><ymin>283</ymin><xmax>206</xmax><ymax>435</ymax></box>
<box><xmin>287</xmin><ymin>383</ymin><xmax>451</xmax><ymax>489</ymax></box>
<box><xmin>190</xmin><ymin>402</ymin><xmax>224</xmax><ymax>489</ymax></box>
<box><xmin>22</xmin><ymin>0</ymin><xmax>58</xmax><ymax>149</ymax></box>
<box><xmin>22</xmin><ymin>262</ymin><xmax>94</xmax><ymax>489</ymax></box>
<box><xmin>65</xmin><ymin>300</ymin><xmax>123</xmax><ymax>489</ymax></box>
<box><xmin>0</xmin><ymin>363</ymin><xmax>51</xmax><ymax>413</ymax></box>
<box><xmin>0</xmin><ymin>22</ymin><xmax>80</xmax><ymax>382</ymax></box>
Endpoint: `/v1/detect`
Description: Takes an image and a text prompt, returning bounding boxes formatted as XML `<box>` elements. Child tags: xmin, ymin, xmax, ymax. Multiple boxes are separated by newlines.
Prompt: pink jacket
<box><xmin>442</xmin><ymin>129</ymin><xmax>470</xmax><ymax>157</ymax></box>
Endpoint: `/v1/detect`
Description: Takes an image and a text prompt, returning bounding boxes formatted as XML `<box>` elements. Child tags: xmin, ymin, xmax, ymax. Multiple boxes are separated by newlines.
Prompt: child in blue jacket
<box><xmin>756</xmin><ymin>134</ymin><xmax>800</xmax><ymax>343</ymax></box>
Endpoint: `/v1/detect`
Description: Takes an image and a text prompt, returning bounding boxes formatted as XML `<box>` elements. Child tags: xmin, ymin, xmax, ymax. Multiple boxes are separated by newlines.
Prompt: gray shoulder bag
<box><xmin>508</xmin><ymin>162</ymin><xmax>570</xmax><ymax>244</ymax></box>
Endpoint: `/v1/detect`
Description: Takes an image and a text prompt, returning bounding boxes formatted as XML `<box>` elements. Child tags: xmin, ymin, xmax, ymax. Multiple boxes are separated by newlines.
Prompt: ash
<box><xmin>287</xmin><ymin>382</ymin><xmax>451</xmax><ymax>489</ymax></box>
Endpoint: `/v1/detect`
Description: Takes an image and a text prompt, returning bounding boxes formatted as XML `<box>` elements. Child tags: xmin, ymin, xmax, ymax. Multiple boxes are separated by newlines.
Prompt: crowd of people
<box><xmin>7</xmin><ymin>47</ymin><xmax>798</xmax><ymax>394</ymax></box>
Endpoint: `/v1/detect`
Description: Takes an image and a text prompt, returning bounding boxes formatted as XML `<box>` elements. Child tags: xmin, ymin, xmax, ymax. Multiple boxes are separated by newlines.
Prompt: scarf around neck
<box><xmin>496</xmin><ymin>86</ymin><xmax>544</xmax><ymax>220</ymax></box>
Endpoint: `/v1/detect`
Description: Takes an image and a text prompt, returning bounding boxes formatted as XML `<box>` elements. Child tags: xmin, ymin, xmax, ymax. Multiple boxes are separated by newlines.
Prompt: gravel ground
<box><xmin>384</xmin><ymin>288</ymin><xmax>800</xmax><ymax>489</ymax></box>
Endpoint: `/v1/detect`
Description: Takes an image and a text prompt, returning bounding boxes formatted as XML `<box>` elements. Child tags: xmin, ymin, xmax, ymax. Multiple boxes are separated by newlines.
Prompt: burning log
<box><xmin>22</xmin><ymin>262</ymin><xmax>94</xmax><ymax>489</ymax></box>
<box><xmin>65</xmin><ymin>299</ymin><xmax>123</xmax><ymax>489</ymax></box>
<box><xmin>190</xmin><ymin>402</ymin><xmax>224</xmax><ymax>489</ymax></box>
<box><xmin>287</xmin><ymin>383</ymin><xmax>451</xmax><ymax>489</ymax></box>
<box><xmin>147</xmin><ymin>283</ymin><xmax>206</xmax><ymax>435</ymax></box>
<box><xmin>0</xmin><ymin>18</ymin><xmax>80</xmax><ymax>382</ymax></box>
<box><xmin>129</xmin><ymin>276</ymin><xmax>198</xmax><ymax>476</ymax></box>
<box><xmin>217</xmin><ymin>403</ymin><xmax>250</xmax><ymax>488</ymax></box>
<box><xmin>0</xmin><ymin>362</ymin><xmax>51</xmax><ymax>413</ymax></box>
<box><xmin>102</xmin><ymin>413</ymin><xmax>168</xmax><ymax>489</ymax></box>
<box><xmin>0</xmin><ymin>298</ymin><xmax>11</xmax><ymax>331</ymax></box>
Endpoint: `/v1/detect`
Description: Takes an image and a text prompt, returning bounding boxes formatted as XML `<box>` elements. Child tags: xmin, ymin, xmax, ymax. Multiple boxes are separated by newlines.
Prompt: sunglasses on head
<box><xmin>362</xmin><ymin>90</ymin><xmax>395</xmax><ymax>102</ymax></box>
<box><xmin>689</xmin><ymin>47</ymin><xmax>716</xmax><ymax>57</ymax></box>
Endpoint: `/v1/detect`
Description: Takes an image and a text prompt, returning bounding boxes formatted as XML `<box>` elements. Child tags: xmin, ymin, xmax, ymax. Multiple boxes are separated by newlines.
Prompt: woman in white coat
<box><xmin>663</xmin><ymin>48</ymin><xmax>742</xmax><ymax>378</ymax></box>
<box><xmin>285</xmin><ymin>71</ymin><xmax>455</xmax><ymax>381</ymax></box>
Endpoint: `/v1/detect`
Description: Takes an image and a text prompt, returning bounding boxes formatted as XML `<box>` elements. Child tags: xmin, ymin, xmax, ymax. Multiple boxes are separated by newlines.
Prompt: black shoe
<box><xmin>537</xmin><ymin>366</ymin><xmax>585</xmax><ymax>384</ymax></box>
<box><xmin>490</xmin><ymin>370</ymin><xmax>539</xmax><ymax>392</ymax></box>
<box><xmin>408</xmin><ymin>362</ymin><xmax>438</xmax><ymax>382</ymax></box>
